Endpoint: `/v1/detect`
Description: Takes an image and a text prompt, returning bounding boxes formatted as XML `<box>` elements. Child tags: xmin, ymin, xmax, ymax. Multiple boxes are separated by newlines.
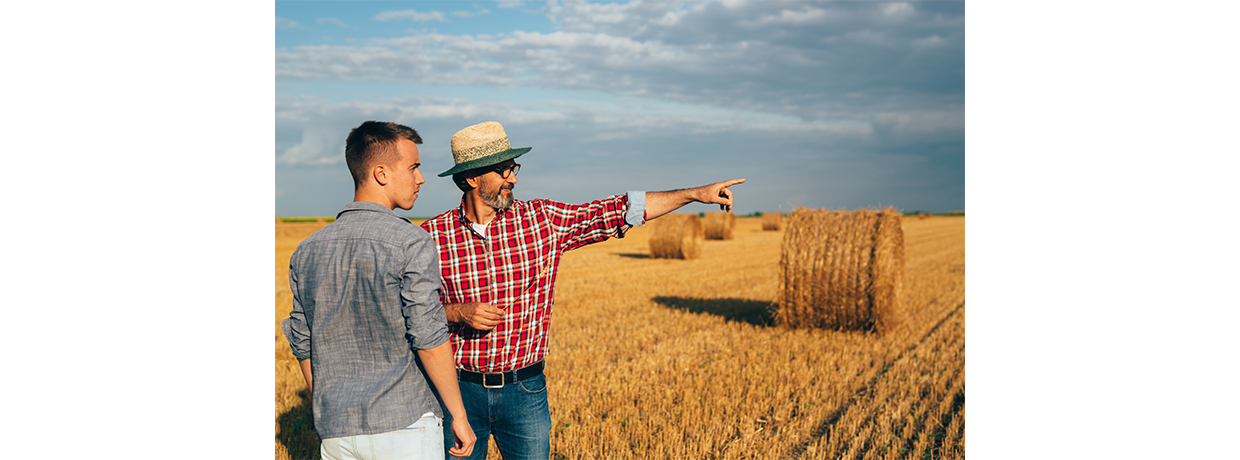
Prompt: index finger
<box><xmin>719</xmin><ymin>178</ymin><xmax>746</xmax><ymax>187</ymax></box>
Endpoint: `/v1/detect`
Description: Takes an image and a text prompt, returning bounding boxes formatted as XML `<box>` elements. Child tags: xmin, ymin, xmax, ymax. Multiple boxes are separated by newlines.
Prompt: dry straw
<box><xmin>777</xmin><ymin>207</ymin><xmax>904</xmax><ymax>333</ymax></box>
<box><xmin>648</xmin><ymin>213</ymin><xmax>704</xmax><ymax>259</ymax></box>
<box><xmin>703</xmin><ymin>212</ymin><xmax>736</xmax><ymax>240</ymax></box>
<box><xmin>761</xmin><ymin>212</ymin><xmax>782</xmax><ymax>231</ymax></box>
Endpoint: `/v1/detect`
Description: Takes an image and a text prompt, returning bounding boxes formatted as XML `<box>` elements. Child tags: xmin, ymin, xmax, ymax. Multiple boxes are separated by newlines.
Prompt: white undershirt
<box><xmin>471</xmin><ymin>220</ymin><xmax>489</xmax><ymax>238</ymax></box>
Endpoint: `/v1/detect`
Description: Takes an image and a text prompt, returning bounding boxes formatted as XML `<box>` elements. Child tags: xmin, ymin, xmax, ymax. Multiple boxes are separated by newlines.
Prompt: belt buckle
<box><xmin>482</xmin><ymin>372</ymin><xmax>505</xmax><ymax>389</ymax></box>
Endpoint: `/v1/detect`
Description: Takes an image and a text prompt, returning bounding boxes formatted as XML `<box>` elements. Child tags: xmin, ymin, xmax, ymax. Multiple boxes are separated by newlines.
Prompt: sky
<box><xmin>275</xmin><ymin>0</ymin><xmax>965</xmax><ymax>217</ymax></box>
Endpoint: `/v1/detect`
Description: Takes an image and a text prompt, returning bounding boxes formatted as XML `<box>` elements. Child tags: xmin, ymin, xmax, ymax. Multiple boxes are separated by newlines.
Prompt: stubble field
<box><xmin>275</xmin><ymin>214</ymin><xmax>965</xmax><ymax>459</ymax></box>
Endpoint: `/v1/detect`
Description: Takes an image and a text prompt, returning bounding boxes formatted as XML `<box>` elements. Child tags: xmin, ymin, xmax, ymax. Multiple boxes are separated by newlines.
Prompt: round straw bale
<box><xmin>776</xmin><ymin>207</ymin><xmax>904</xmax><ymax>333</ymax></box>
<box><xmin>870</xmin><ymin>207</ymin><xmax>904</xmax><ymax>334</ymax></box>
<box><xmin>703</xmin><ymin>212</ymin><xmax>736</xmax><ymax>240</ymax></box>
<box><xmin>316</xmin><ymin>217</ymin><xmax>326</xmax><ymax>224</ymax></box>
<box><xmin>761</xmin><ymin>212</ymin><xmax>782</xmax><ymax>231</ymax></box>
<box><xmin>648</xmin><ymin>213</ymin><xmax>704</xmax><ymax>259</ymax></box>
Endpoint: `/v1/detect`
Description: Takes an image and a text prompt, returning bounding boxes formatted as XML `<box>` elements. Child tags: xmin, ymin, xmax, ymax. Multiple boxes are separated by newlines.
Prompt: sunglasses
<box><xmin>490</xmin><ymin>163</ymin><xmax>521</xmax><ymax>179</ymax></box>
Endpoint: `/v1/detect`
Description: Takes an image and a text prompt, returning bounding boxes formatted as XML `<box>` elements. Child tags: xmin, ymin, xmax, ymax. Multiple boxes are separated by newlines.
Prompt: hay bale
<box><xmin>917</xmin><ymin>212</ymin><xmax>930</xmax><ymax>220</ymax></box>
<box><xmin>703</xmin><ymin>212</ymin><xmax>736</xmax><ymax>240</ymax></box>
<box><xmin>648</xmin><ymin>213</ymin><xmax>704</xmax><ymax>259</ymax></box>
<box><xmin>761</xmin><ymin>212</ymin><xmax>782</xmax><ymax>231</ymax></box>
<box><xmin>776</xmin><ymin>207</ymin><xmax>904</xmax><ymax>334</ymax></box>
<box><xmin>316</xmin><ymin>217</ymin><xmax>326</xmax><ymax>224</ymax></box>
<box><xmin>871</xmin><ymin>208</ymin><xmax>904</xmax><ymax>333</ymax></box>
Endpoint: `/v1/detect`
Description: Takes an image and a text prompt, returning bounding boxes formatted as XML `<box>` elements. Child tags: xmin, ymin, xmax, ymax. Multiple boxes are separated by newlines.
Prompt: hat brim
<box><xmin>438</xmin><ymin>147</ymin><xmax>532</xmax><ymax>177</ymax></box>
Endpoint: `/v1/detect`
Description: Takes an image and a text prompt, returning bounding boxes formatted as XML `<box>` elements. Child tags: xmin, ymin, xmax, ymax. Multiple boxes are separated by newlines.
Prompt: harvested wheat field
<box><xmin>275</xmin><ymin>214</ymin><xmax>965</xmax><ymax>459</ymax></box>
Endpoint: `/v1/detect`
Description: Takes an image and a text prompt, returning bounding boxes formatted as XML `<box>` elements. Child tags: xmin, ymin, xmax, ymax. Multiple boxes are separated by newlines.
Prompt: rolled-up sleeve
<box><xmin>626</xmin><ymin>191</ymin><xmax>646</xmax><ymax>226</ymax></box>
<box><xmin>282</xmin><ymin>264</ymin><xmax>312</xmax><ymax>361</ymax></box>
<box><xmin>401</xmin><ymin>230</ymin><xmax>449</xmax><ymax>350</ymax></box>
<box><xmin>544</xmin><ymin>194</ymin><xmax>632</xmax><ymax>251</ymax></box>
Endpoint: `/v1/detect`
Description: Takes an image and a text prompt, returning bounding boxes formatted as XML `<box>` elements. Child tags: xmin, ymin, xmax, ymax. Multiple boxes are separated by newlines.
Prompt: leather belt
<box><xmin>457</xmin><ymin>361</ymin><xmax>545</xmax><ymax>389</ymax></box>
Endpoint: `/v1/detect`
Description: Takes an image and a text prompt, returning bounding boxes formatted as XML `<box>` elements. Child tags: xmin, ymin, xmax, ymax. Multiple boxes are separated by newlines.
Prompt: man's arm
<box><xmin>298</xmin><ymin>359</ymin><xmax>313</xmax><ymax>393</ymax></box>
<box><xmin>444</xmin><ymin>302</ymin><xmax>506</xmax><ymax>331</ymax></box>
<box><xmin>403</xmin><ymin>233</ymin><xmax>477</xmax><ymax>458</ymax></box>
<box><xmin>417</xmin><ymin>342</ymin><xmax>476</xmax><ymax>459</ymax></box>
<box><xmin>645</xmin><ymin>179</ymin><xmax>746</xmax><ymax>221</ymax></box>
<box><xmin>283</xmin><ymin>260</ymin><xmax>315</xmax><ymax>391</ymax></box>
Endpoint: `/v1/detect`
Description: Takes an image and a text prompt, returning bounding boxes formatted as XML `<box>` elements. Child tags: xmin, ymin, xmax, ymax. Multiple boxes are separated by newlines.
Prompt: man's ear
<box><xmin>372</xmin><ymin>164</ymin><xmax>389</xmax><ymax>186</ymax></box>
<box><xmin>465</xmin><ymin>174</ymin><xmax>481</xmax><ymax>190</ymax></box>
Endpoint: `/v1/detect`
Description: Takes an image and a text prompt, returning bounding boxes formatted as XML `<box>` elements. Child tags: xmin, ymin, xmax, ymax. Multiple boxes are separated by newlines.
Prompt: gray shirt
<box><xmin>281</xmin><ymin>201</ymin><xmax>450</xmax><ymax>439</ymax></box>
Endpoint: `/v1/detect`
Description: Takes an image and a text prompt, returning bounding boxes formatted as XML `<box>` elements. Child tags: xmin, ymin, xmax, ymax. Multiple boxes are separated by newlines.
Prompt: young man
<box><xmin>282</xmin><ymin>121</ymin><xmax>477</xmax><ymax>460</ymax></box>
<box><xmin>421</xmin><ymin>121</ymin><xmax>744</xmax><ymax>460</ymax></box>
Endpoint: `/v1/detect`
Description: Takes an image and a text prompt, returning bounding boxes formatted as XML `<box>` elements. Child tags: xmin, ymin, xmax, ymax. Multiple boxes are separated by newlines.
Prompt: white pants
<box><xmin>320</xmin><ymin>414</ymin><xmax>443</xmax><ymax>460</ymax></box>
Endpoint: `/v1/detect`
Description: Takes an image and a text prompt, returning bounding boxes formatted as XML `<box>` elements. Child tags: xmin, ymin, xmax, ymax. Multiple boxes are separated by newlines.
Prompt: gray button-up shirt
<box><xmin>281</xmin><ymin>201</ymin><xmax>449</xmax><ymax>439</ymax></box>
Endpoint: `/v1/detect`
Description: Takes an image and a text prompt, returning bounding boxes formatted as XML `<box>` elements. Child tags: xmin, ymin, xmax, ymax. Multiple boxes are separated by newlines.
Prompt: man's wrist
<box><xmin>693</xmin><ymin>185</ymin><xmax>709</xmax><ymax>203</ymax></box>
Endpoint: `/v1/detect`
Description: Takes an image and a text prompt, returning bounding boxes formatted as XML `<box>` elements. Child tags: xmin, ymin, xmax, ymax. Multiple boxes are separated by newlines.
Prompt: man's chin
<box><xmin>481</xmin><ymin>188</ymin><xmax>515</xmax><ymax>210</ymax></box>
<box><xmin>397</xmin><ymin>196</ymin><xmax>417</xmax><ymax>211</ymax></box>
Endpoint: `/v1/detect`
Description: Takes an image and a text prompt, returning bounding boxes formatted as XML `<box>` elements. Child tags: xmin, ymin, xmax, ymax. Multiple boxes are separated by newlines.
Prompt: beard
<box><xmin>479</xmin><ymin>180</ymin><xmax>515</xmax><ymax>210</ymax></box>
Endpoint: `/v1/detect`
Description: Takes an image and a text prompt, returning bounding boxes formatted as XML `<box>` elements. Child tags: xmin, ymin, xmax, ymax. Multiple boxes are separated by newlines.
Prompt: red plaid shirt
<box><xmin>421</xmin><ymin>194</ymin><xmax>632</xmax><ymax>373</ymax></box>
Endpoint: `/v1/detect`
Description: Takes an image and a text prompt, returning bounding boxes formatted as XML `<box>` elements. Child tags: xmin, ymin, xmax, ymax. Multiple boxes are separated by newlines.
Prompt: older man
<box><xmin>421</xmin><ymin>121</ymin><xmax>743</xmax><ymax>460</ymax></box>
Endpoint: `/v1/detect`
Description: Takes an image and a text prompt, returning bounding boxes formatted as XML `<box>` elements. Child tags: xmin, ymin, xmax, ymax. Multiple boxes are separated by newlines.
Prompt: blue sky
<box><xmin>275</xmin><ymin>0</ymin><xmax>965</xmax><ymax>217</ymax></box>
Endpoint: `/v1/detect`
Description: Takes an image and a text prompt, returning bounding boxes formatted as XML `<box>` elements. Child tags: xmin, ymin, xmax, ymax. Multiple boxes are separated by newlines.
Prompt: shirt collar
<box><xmin>337</xmin><ymin>201</ymin><xmax>404</xmax><ymax>220</ymax></box>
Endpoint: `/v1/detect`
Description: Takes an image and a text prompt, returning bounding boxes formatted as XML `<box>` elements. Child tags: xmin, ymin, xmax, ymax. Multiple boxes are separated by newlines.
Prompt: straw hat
<box><xmin>438</xmin><ymin>121</ymin><xmax>532</xmax><ymax>177</ymax></box>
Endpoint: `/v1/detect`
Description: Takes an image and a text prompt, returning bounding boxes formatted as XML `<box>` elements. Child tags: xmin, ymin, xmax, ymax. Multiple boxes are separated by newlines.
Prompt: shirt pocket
<box><xmin>518</xmin><ymin>234</ymin><xmax>554</xmax><ymax>296</ymax></box>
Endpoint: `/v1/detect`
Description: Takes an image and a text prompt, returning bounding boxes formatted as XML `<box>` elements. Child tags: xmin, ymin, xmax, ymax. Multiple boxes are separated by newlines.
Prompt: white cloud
<box><xmin>276</xmin><ymin>91</ymin><xmax>867</xmax><ymax>168</ymax></box>
<box><xmin>451</xmin><ymin>9</ymin><xmax>490</xmax><ymax>18</ymax></box>
<box><xmin>317</xmin><ymin>17</ymin><xmax>347</xmax><ymax>28</ymax></box>
<box><xmin>275</xmin><ymin>17</ymin><xmax>299</xmax><ymax>29</ymax></box>
<box><xmin>549</xmin><ymin>0</ymin><xmax>626</xmax><ymax>32</ymax></box>
<box><xmin>275</xmin><ymin>97</ymin><xmax>404</xmax><ymax>165</ymax></box>
<box><xmin>883</xmin><ymin>2</ymin><xmax>914</xmax><ymax>18</ymax></box>
<box><xmin>913</xmin><ymin>35</ymin><xmax>944</xmax><ymax>48</ymax></box>
<box><xmin>275</xmin><ymin>96</ymin><xmax>572</xmax><ymax>166</ymax></box>
<box><xmin>278</xmin><ymin>1</ymin><xmax>964</xmax><ymax>125</ymax></box>
<box><xmin>277</xmin><ymin>128</ymin><xmax>343</xmax><ymax>166</ymax></box>
<box><xmin>374</xmin><ymin>10</ymin><xmax>446</xmax><ymax>23</ymax></box>
<box><xmin>277</xmin><ymin>0</ymin><xmax>964</xmax><ymax>216</ymax></box>
<box><xmin>869</xmin><ymin>108</ymin><xmax>964</xmax><ymax>143</ymax></box>
<box><xmin>275</xmin><ymin>88</ymin><xmax>963</xmax><ymax>215</ymax></box>
<box><xmin>656</xmin><ymin>9</ymin><xmax>687</xmax><ymax>26</ymax></box>
<box><xmin>759</xmin><ymin>7</ymin><xmax>828</xmax><ymax>25</ymax></box>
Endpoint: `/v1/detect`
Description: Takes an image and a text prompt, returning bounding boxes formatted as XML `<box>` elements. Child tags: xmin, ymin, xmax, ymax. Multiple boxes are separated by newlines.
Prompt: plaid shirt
<box><xmin>421</xmin><ymin>193</ymin><xmax>640</xmax><ymax>373</ymax></box>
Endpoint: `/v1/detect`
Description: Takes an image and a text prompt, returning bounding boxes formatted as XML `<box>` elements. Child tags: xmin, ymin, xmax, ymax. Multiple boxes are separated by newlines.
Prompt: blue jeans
<box><xmin>444</xmin><ymin>373</ymin><xmax>552</xmax><ymax>460</ymax></box>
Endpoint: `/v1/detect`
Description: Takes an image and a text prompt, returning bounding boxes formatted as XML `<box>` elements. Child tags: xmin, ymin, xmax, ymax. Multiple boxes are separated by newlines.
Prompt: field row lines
<box><xmin>784</xmin><ymin>301</ymin><xmax>965</xmax><ymax>459</ymax></box>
